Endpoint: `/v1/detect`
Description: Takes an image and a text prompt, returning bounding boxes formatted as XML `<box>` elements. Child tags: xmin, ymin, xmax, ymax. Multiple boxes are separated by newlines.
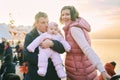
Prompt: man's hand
<box><xmin>41</xmin><ymin>39</ymin><xmax>54</xmax><ymax>48</ymax></box>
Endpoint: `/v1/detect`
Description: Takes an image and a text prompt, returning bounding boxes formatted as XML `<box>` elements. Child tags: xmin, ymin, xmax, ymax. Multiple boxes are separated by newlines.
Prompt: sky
<box><xmin>0</xmin><ymin>0</ymin><xmax>120</xmax><ymax>38</ymax></box>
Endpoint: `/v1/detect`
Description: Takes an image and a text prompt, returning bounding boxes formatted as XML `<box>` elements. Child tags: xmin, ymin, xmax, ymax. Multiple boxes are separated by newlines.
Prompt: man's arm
<box><xmin>50</xmin><ymin>40</ymin><xmax>65</xmax><ymax>53</ymax></box>
<box><xmin>23</xmin><ymin>34</ymin><xmax>38</xmax><ymax>66</ymax></box>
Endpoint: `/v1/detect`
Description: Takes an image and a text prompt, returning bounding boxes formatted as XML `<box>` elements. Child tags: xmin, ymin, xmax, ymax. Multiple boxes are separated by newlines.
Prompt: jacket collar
<box><xmin>30</xmin><ymin>28</ymin><xmax>39</xmax><ymax>38</ymax></box>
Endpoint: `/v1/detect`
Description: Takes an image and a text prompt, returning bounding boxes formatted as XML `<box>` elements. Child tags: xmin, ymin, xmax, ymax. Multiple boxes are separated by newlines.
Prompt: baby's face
<box><xmin>48</xmin><ymin>26</ymin><xmax>58</xmax><ymax>34</ymax></box>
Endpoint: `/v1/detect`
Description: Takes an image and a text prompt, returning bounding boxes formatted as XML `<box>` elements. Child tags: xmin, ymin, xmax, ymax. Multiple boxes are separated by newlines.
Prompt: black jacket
<box><xmin>0</xmin><ymin>61</ymin><xmax>16</xmax><ymax>79</ymax></box>
<box><xmin>23</xmin><ymin>28</ymin><xmax>65</xmax><ymax>80</ymax></box>
<box><xmin>0</xmin><ymin>41</ymin><xmax>5</xmax><ymax>55</ymax></box>
<box><xmin>3</xmin><ymin>46</ymin><xmax>12</xmax><ymax>57</ymax></box>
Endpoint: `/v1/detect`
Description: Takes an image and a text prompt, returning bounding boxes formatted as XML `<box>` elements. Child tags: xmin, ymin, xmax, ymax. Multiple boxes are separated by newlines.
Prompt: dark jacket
<box><xmin>3</xmin><ymin>46</ymin><xmax>12</xmax><ymax>57</ymax></box>
<box><xmin>15</xmin><ymin>45</ymin><xmax>20</xmax><ymax>53</ymax></box>
<box><xmin>23</xmin><ymin>28</ymin><xmax>65</xmax><ymax>80</ymax></box>
<box><xmin>0</xmin><ymin>41</ymin><xmax>5</xmax><ymax>56</ymax></box>
<box><xmin>1</xmin><ymin>45</ymin><xmax>12</xmax><ymax>64</ymax></box>
<box><xmin>0</xmin><ymin>55</ymin><xmax>16</xmax><ymax>79</ymax></box>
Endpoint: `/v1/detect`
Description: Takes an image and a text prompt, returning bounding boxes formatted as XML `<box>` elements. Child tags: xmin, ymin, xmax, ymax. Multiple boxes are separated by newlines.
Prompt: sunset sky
<box><xmin>0</xmin><ymin>0</ymin><xmax>120</xmax><ymax>39</ymax></box>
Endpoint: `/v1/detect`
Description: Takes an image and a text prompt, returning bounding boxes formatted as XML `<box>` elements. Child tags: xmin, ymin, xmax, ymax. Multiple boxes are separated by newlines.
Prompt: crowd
<box><xmin>0</xmin><ymin>38</ymin><xmax>26</xmax><ymax>80</ymax></box>
<box><xmin>0</xmin><ymin>5</ymin><xmax>118</xmax><ymax>80</ymax></box>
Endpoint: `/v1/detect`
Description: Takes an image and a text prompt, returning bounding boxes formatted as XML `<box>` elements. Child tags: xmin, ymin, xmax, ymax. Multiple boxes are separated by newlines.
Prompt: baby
<box><xmin>27</xmin><ymin>22</ymin><xmax>71</xmax><ymax>78</ymax></box>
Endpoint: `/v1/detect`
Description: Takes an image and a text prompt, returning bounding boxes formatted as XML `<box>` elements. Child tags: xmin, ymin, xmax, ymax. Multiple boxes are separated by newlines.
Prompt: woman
<box><xmin>60</xmin><ymin>5</ymin><xmax>111</xmax><ymax>80</ymax></box>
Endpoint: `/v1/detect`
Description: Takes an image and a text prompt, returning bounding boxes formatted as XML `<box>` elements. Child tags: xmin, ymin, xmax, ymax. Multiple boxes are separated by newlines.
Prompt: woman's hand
<box><xmin>101</xmin><ymin>71</ymin><xmax>111</xmax><ymax>80</ymax></box>
<box><xmin>41</xmin><ymin>39</ymin><xmax>54</xmax><ymax>48</ymax></box>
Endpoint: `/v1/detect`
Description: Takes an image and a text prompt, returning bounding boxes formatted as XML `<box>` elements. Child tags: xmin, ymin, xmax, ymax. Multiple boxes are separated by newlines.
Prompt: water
<box><xmin>91</xmin><ymin>39</ymin><xmax>120</xmax><ymax>74</ymax></box>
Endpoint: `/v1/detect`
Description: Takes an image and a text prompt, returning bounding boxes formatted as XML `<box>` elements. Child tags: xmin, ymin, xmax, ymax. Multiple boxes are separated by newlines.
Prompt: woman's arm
<box><xmin>71</xmin><ymin>27</ymin><xmax>111</xmax><ymax>80</ymax></box>
<box><xmin>70</xmin><ymin>27</ymin><xmax>105</xmax><ymax>72</ymax></box>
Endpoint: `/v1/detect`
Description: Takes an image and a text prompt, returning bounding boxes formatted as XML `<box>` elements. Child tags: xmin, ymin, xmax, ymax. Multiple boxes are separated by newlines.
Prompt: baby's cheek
<box><xmin>55</xmin><ymin>31</ymin><xmax>58</xmax><ymax>34</ymax></box>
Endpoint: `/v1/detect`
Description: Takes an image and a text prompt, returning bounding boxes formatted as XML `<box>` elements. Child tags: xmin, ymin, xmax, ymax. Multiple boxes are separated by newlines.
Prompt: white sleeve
<box><xmin>70</xmin><ymin>27</ymin><xmax>105</xmax><ymax>72</ymax></box>
<box><xmin>27</xmin><ymin>34</ymin><xmax>47</xmax><ymax>52</ymax></box>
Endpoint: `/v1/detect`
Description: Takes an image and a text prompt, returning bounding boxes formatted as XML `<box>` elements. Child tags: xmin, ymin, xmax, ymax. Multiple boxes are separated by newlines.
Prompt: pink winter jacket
<box><xmin>63</xmin><ymin>17</ymin><xmax>98</xmax><ymax>80</ymax></box>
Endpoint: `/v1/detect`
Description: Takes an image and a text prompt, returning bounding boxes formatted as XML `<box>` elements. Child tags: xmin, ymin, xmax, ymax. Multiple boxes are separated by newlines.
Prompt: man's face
<box><xmin>36</xmin><ymin>17</ymin><xmax>49</xmax><ymax>33</ymax></box>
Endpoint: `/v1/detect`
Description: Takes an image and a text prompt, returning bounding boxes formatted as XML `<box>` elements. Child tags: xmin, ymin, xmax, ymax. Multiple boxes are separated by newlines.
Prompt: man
<box><xmin>0</xmin><ymin>37</ymin><xmax>6</xmax><ymax>63</ymax></box>
<box><xmin>23</xmin><ymin>12</ymin><xmax>65</xmax><ymax>80</ymax></box>
<box><xmin>0</xmin><ymin>37</ymin><xmax>6</xmax><ymax>55</ymax></box>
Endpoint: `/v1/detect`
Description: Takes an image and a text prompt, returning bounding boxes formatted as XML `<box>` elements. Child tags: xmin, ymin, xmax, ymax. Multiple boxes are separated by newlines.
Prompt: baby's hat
<box><xmin>48</xmin><ymin>22</ymin><xmax>58</xmax><ymax>28</ymax></box>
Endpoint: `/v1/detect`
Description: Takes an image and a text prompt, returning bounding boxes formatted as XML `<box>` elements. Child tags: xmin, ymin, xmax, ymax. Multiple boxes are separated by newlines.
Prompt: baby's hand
<box><xmin>41</xmin><ymin>39</ymin><xmax>54</xmax><ymax>48</ymax></box>
<box><xmin>27</xmin><ymin>47</ymin><xmax>34</xmax><ymax>53</ymax></box>
<box><xmin>28</xmin><ymin>49</ymin><xmax>33</xmax><ymax>52</ymax></box>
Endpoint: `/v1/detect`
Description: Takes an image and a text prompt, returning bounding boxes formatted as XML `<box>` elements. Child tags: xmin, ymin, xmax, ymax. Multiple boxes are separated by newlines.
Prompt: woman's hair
<box><xmin>60</xmin><ymin>5</ymin><xmax>79</xmax><ymax>23</ymax></box>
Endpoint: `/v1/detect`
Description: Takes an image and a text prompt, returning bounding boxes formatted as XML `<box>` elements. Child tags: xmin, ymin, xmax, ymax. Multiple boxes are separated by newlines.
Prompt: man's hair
<box><xmin>35</xmin><ymin>11</ymin><xmax>48</xmax><ymax>22</ymax></box>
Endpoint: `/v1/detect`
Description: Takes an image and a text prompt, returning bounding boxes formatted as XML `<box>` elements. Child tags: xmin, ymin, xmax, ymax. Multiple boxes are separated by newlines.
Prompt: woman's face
<box><xmin>61</xmin><ymin>9</ymin><xmax>72</xmax><ymax>24</ymax></box>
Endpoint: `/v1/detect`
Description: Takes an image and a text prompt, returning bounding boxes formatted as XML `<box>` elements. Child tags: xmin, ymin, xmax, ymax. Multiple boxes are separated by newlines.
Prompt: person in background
<box><xmin>59</xmin><ymin>5</ymin><xmax>111</xmax><ymax>80</ymax></box>
<box><xmin>15</xmin><ymin>41</ymin><xmax>21</xmax><ymax>54</ymax></box>
<box><xmin>0</xmin><ymin>54</ymin><xmax>16</xmax><ymax>80</ymax></box>
<box><xmin>19</xmin><ymin>62</ymin><xmax>29</xmax><ymax>80</ymax></box>
<box><xmin>23</xmin><ymin>11</ymin><xmax>65</xmax><ymax>80</ymax></box>
<box><xmin>0</xmin><ymin>37</ymin><xmax>6</xmax><ymax>60</ymax></box>
<box><xmin>17</xmin><ymin>43</ymin><xmax>24</xmax><ymax>66</ymax></box>
<box><xmin>15</xmin><ymin>41</ymin><xmax>21</xmax><ymax>62</ymax></box>
<box><xmin>99</xmin><ymin>61</ymin><xmax>116</xmax><ymax>80</ymax></box>
<box><xmin>2</xmin><ymin>42</ymin><xmax>13</xmax><ymax>64</ymax></box>
<box><xmin>2</xmin><ymin>73</ymin><xmax>20</xmax><ymax>80</ymax></box>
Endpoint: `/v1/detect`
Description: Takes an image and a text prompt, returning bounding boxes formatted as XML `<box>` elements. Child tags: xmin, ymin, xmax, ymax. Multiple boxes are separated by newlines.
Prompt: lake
<box><xmin>91</xmin><ymin>39</ymin><xmax>120</xmax><ymax>74</ymax></box>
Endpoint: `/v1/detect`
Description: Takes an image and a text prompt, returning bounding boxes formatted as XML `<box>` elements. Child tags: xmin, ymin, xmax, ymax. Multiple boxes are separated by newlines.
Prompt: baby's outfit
<box><xmin>27</xmin><ymin>32</ymin><xmax>71</xmax><ymax>78</ymax></box>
